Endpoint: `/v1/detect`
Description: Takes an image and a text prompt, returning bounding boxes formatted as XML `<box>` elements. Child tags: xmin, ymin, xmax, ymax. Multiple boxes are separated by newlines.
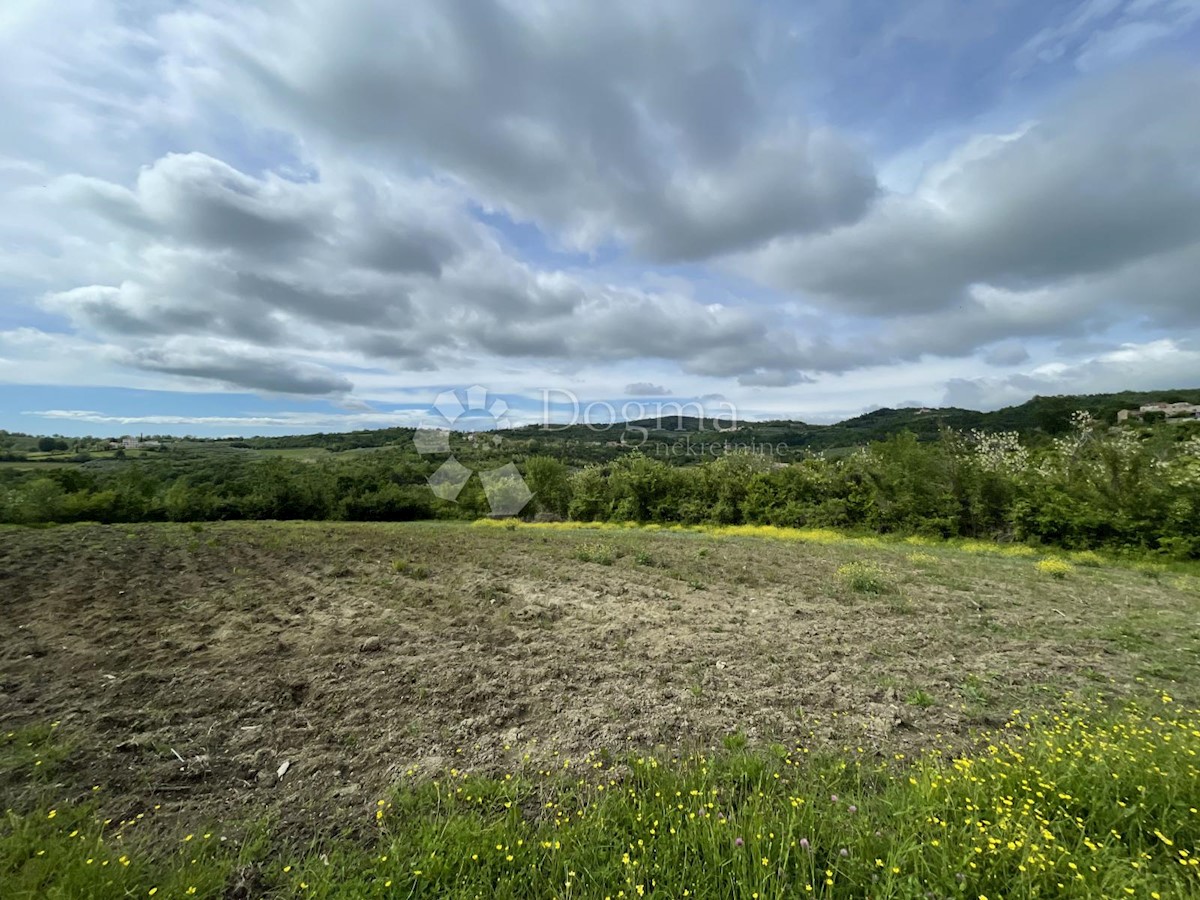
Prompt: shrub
<box><xmin>835</xmin><ymin>561</ymin><xmax>894</xmax><ymax>594</ymax></box>
<box><xmin>575</xmin><ymin>542</ymin><xmax>616</xmax><ymax>565</ymax></box>
<box><xmin>1035</xmin><ymin>558</ymin><xmax>1074</xmax><ymax>579</ymax></box>
<box><xmin>999</xmin><ymin>544</ymin><xmax>1037</xmax><ymax>558</ymax></box>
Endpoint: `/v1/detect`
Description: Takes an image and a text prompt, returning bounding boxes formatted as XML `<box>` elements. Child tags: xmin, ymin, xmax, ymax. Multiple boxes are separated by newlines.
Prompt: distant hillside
<box><xmin>500</xmin><ymin>389</ymin><xmax>1200</xmax><ymax>454</ymax></box>
<box><xmin>12</xmin><ymin>389</ymin><xmax>1199</xmax><ymax>456</ymax></box>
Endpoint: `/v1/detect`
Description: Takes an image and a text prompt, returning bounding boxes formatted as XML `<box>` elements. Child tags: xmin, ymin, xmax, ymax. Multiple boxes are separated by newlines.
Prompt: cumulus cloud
<box><xmin>175</xmin><ymin>0</ymin><xmax>877</xmax><ymax>261</ymax></box>
<box><xmin>944</xmin><ymin>339</ymin><xmax>1200</xmax><ymax>409</ymax></box>
<box><xmin>738</xmin><ymin>64</ymin><xmax>1200</xmax><ymax>329</ymax></box>
<box><xmin>1</xmin><ymin>0</ymin><xmax>1199</xmax><ymax>419</ymax></box>
<box><xmin>34</xmin><ymin>152</ymin><xmax>814</xmax><ymax>391</ymax></box>
<box><xmin>121</xmin><ymin>342</ymin><xmax>354</xmax><ymax>396</ymax></box>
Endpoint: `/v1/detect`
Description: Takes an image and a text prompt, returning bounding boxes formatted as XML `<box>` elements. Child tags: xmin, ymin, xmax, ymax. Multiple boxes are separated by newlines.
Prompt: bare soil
<box><xmin>1</xmin><ymin>521</ymin><xmax>1196</xmax><ymax>844</ymax></box>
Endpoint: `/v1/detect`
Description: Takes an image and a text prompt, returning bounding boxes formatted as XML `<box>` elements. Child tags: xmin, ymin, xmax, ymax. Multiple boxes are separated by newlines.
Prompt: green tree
<box><xmin>524</xmin><ymin>456</ymin><xmax>571</xmax><ymax>517</ymax></box>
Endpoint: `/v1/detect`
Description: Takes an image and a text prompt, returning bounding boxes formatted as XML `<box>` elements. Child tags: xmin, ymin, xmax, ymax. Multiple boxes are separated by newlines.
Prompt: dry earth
<box><xmin>2</xmin><ymin>521</ymin><xmax>1197</xmax><ymax>844</ymax></box>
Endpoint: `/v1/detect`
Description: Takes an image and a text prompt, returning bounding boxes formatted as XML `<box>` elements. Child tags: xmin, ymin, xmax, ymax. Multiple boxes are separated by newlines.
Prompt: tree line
<box><xmin>3</xmin><ymin>415</ymin><xmax>1199</xmax><ymax>558</ymax></box>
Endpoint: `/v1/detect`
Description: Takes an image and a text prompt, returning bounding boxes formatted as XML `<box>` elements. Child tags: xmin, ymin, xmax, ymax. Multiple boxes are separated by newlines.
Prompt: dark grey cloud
<box><xmin>126</xmin><ymin>344</ymin><xmax>353</xmax><ymax>395</ymax></box>
<box><xmin>137</xmin><ymin>154</ymin><xmax>322</xmax><ymax>257</ymax></box>
<box><xmin>189</xmin><ymin>0</ymin><xmax>878</xmax><ymax>262</ymax></box>
<box><xmin>233</xmin><ymin>273</ymin><xmax>411</xmax><ymax>329</ymax></box>
<box><xmin>737</xmin><ymin>369</ymin><xmax>814</xmax><ymax>387</ymax></box>
<box><xmin>983</xmin><ymin>341</ymin><xmax>1032</xmax><ymax>367</ymax></box>
<box><xmin>625</xmin><ymin>383</ymin><xmax>673</xmax><ymax>396</ymax></box>
<box><xmin>351</xmin><ymin>226</ymin><xmax>456</xmax><ymax>276</ymax></box>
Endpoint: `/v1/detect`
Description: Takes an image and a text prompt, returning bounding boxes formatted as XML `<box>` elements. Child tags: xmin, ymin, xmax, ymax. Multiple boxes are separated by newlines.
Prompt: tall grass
<box><xmin>4</xmin><ymin>694</ymin><xmax>1198</xmax><ymax>898</ymax></box>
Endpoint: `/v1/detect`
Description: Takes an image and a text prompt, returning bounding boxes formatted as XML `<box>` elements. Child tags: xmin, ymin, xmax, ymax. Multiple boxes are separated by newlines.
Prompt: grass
<box><xmin>905</xmin><ymin>688</ymin><xmax>937</xmax><ymax>708</ymax></box>
<box><xmin>4</xmin><ymin>694</ymin><xmax>1199</xmax><ymax>898</ymax></box>
<box><xmin>575</xmin><ymin>541</ymin><xmax>618</xmax><ymax>565</ymax></box>
<box><xmin>6</xmin><ymin>519</ymin><xmax>1200</xmax><ymax>896</ymax></box>
<box><xmin>391</xmin><ymin>558</ymin><xmax>430</xmax><ymax>579</ymax></box>
<box><xmin>469</xmin><ymin>517</ymin><xmax>1200</xmax><ymax>578</ymax></box>
<box><xmin>835</xmin><ymin>561</ymin><xmax>895</xmax><ymax>595</ymax></box>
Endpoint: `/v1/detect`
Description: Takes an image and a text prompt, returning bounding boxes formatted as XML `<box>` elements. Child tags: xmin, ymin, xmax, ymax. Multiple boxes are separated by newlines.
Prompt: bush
<box><xmin>1035</xmin><ymin>558</ymin><xmax>1075</xmax><ymax>579</ymax></box>
<box><xmin>575</xmin><ymin>542</ymin><xmax>616</xmax><ymax>565</ymax></box>
<box><xmin>835</xmin><ymin>561</ymin><xmax>894</xmax><ymax>594</ymax></box>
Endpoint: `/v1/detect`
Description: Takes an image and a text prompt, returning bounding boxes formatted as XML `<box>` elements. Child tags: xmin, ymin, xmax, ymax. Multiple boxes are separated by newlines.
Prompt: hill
<box><xmin>7</xmin><ymin>389</ymin><xmax>1200</xmax><ymax>460</ymax></box>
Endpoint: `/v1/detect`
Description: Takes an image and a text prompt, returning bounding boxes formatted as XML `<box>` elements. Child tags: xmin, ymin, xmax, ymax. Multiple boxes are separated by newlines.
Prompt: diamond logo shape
<box><xmin>412</xmin><ymin>385</ymin><xmax>533</xmax><ymax>516</ymax></box>
<box><xmin>427</xmin><ymin>457</ymin><xmax>473</xmax><ymax>501</ymax></box>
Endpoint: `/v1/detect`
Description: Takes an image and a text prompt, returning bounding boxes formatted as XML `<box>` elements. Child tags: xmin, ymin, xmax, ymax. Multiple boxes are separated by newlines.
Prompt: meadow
<box><xmin>2</xmin><ymin>520</ymin><xmax>1199</xmax><ymax>897</ymax></box>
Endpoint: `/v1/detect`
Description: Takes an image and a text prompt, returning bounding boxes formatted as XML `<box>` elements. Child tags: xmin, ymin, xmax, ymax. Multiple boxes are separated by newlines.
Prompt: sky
<box><xmin>1</xmin><ymin>0</ymin><xmax>1199</xmax><ymax>437</ymax></box>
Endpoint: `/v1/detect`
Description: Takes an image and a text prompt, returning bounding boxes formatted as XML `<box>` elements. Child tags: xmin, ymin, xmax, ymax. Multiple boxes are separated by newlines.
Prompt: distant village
<box><xmin>106</xmin><ymin>436</ymin><xmax>164</xmax><ymax>450</ymax></box>
<box><xmin>1117</xmin><ymin>401</ymin><xmax>1200</xmax><ymax>423</ymax></box>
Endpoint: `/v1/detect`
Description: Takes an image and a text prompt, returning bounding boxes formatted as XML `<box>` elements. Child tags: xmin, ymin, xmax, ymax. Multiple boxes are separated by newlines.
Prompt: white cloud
<box><xmin>944</xmin><ymin>339</ymin><xmax>1200</xmax><ymax>408</ymax></box>
<box><xmin>1</xmin><ymin>0</ymin><xmax>1198</xmax><ymax>427</ymax></box>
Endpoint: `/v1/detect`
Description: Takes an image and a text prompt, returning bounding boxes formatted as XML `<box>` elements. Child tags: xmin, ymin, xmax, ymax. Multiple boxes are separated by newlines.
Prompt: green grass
<box><xmin>4</xmin><ymin>695</ymin><xmax>1199</xmax><ymax>898</ymax></box>
<box><xmin>575</xmin><ymin>541</ymin><xmax>618</xmax><ymax>565</ymax></box>
<box><xmin>835</xmin><ymin>561</ymin><xmax>896</xmax><ymax>595</ymax></box>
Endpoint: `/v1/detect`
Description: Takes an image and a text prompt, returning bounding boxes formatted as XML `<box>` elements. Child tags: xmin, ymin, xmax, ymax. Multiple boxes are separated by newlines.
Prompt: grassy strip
<box><xmin>471</xmin><ymin>518</ymin><xmax>1198</xmax><ymax>577</ymax></box>
<box><xmin>4</xmin><ymin>694</ymin><xmax>1199</xmax><ymax>898</ymax></box>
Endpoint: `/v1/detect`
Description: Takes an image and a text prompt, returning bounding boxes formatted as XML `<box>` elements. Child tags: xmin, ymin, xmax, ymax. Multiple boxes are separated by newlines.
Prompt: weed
<box><xmin>835</xmin><ymin>561</ymin><xmax>894</xmax><ymax>594</ymax></box>
<box><xmin>905</xmin><ymin>688</ymin><xmax>936</xmax><ymax>708</ymax></box>
<box><xmin>1035</xmin><ymin>558</ymin><xmax>1074</xmax><ymax>579</ymax></box>
<box><xmin>959</xmin><ymin>674</ymin><xmax>989</xmax><ymax>706</ymax></box>
<box><xmin>1069</xmin><ymin>550</ymin><xmax>1105</xmax><ymax>567</ymax></box>
<box><xmin>17</xmin><ymin>695</ymin><xmax>1198</xmax><ymax>898</ymax></box>
<box><xmin>999</xmin><ymin>544</ymin><xmax>1037</xmax><ymax>558</ymax></box>
<box><xmin>575</xmin><ymin>542</ymin><xmax>616</xmax><ymax>565</ymax></box>
<box><xmin>392</xmin><ymin>559</ymin><xmax>429</xmax><ymax>579</ymax></box>
<box><xmin>721</xmin><ymin>730</ymin><xmax>749</xmax><ymax>751</ymax></box>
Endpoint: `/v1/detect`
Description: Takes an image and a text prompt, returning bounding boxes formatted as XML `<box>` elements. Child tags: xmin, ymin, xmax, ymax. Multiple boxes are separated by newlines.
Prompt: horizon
<box><xmin>2</xmin><ymin>2</ymin><xmax>1199</xmax><ymax>436</ymax></box>
<box><xmin>8</xmin><ymin>388</ymin><xmax>1198</xmax><ymax>441</ymax></box>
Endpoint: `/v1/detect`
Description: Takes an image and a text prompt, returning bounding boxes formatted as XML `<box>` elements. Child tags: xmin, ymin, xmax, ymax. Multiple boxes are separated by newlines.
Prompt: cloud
<box><xmin>624</xmin><ymin>383</ymin><xmax>672</xmax><ymax>396</ymax></box>
<box><xmin>26</xmin><ymin>408</ymin><xmax>426</xmax><ymax>430</ymax></box>
<box><xmin>177</xmin><ymin>0</ymin><xmax>877</xmax><ymax>261</ymax></box>
<box><xmin>1</xmin><ymin>0</ymin><xmax>1199</xmax><ymax>423</ymax></box>
<box><xmin>943</xmin><ymin>339</ymin><xmax>1200</xmax><ymax>409</ymax></box>
<box><xmin>33</xmin><ymin>152</ymin><xmax>814</xmax><ymax>391</ymax></box>
<box><xmin>739</xmin><ymin>65</ymin><xmax>1200</xmax><ymax>313</ymax></box>
<box><xmin>983</xmin><ymin>341</ymin><xmax>1032</xmax><ymax>367</ymax></box>
<box><xmin>1013</xmin><ymin>0</ymin><xmax>1200</xmax><ymax>75</ymax></box>
<box><xmin>123</xmin><ymin>341</ymin><xmax>354</xmax><ymax>396</ymax></box>
<box><xmin>738</xmin><ymin>368</ymin><xmax>815</xmax><ymax>387</ymax></box>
